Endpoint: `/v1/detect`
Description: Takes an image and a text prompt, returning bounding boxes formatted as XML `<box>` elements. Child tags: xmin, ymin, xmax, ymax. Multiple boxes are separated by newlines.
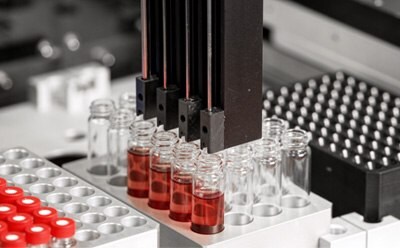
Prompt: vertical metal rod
<box><xmin>141</xmin><ymin>0</ymin><xmax>148</xmax><ymax>79</ymax></box>
<box><xmin>162</xmin><ymin>0</ymin><xmax>168</xmax><ymax>89</ymax></box>
<box><xmin>185</xmin><ymin>0</ymin><xmax>190</xmax><ymax>99</ymax></box>
<box><xmin>207</xmin><ymin>0</ymin><xmax>212</xmax><ymax>111</ymax></box>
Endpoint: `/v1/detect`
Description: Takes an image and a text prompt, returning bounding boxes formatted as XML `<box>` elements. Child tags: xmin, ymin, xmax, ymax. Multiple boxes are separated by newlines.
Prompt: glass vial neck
<box><xmin>253</xmin><ymin>138</ymin><xmax>279</xmax><ymax>158</ymax></box>
<box><xmin>151</xmin><ymin>131</ymin><xmax>179</xmax><ymax>149</ymax></box>
<box><xmin>90</xmin><ymin>99</ymin><xmax>115</xmax><ymax>118</ymax></box>
<box><xmin>262</xmin><ymin>117</ymin><xmax>287</xmax><ymax>141</ymax></box>
<box><xmin>282</xmin><ymin>129</ymin><xmax>309</xmax><ymax>150</ymax></box>
<box><xmin>119</xmin><ymin>92</ymin><xmax>136</xmax><ymax>114</ymax></box>
<box><xmin>130</xmin><ymin>120</ymin><xmax>157</xmax><ymax>147</ymax></box>
<box><xmin>195</xmin><ymin>153</ymin><xmax>223</xmax><ymax>175</ymax></box>
<box><xmin>173</xmin><ymin>142</ymin><xmax>200</xmax><ymax>171</ymax></box>
<box><xmin>110</xmin><ymin>108</ymin><xmax>134</xmax><ymax>129</ymax></box>
<box><xmin>225</xmin><ymin>145</ymin><xmax>253</xmax><ymax>172</ymax></box>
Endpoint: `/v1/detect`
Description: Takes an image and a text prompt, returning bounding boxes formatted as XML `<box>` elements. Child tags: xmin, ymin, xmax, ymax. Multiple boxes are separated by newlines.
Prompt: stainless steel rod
<box><xmin>141</xmin><ymin>0</ymin><xmax>148</xmax><ymax>79</ymax></box>
<box><xmin>162</xmin><ymin>0</ymin><xmax>167</xmax><ymax>89</ymax></box>
<box><xmin>207</xmin><ymin>0</ymin><xmax>212</xmax><ymax>111</ymax></box>
<box><xmin>185</xmin><ymin>0</ymin><xmax>190</xmax><ymax>99</ymax></box>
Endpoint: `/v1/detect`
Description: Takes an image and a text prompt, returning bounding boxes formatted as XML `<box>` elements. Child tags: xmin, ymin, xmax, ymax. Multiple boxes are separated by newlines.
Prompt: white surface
<box><xmin>0</xmin><ymin>75</ymin><xmax>137</xmax><ymax>158</ymax></box>
<box><xmin>319</xmin><ymin>217</ymin><xmax>366</xmax><ymax>248</ymax></box>
<box><xmin>341</xmin><ymin>213</ymin><xmax>400</xmax><ymax>248</ymax></box>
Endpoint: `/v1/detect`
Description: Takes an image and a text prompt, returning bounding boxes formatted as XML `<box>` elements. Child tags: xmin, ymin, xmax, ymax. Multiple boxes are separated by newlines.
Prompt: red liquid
<box><xmin>191</xmin><ymin>191</ymin><xmax>224</xmax><ymax>234</ymax></box>
<box><xmin>127</xmin><ymin>147</ymin><xmax>150</xmax><ymax>198</ymax></box>
<box><xmin>169</xmin><ymin>176</ymin><xmax>192</xmax><ymax>222</ymax></box>
<box><xmin>148</xmin><ymin>160</ymin><xmax>171</xmax><ymax>210</ymax></box>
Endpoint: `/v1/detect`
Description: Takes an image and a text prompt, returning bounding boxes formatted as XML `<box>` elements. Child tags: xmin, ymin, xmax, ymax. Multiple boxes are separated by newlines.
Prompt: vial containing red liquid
<box><xmin>148</xmin><ymin>131</ymin><xmax>179</xmax><ymax>210</ymax></box>
<box><xmin>191</xmin><ymin>153</ymin><xmax>225</xmax><ymax>234</ymax></box>
<box><xmin>169</xmin><ymin>142</ymin><xmax>200</xmax><ymax>222</ymax></box>
<box><xmin>50</xmin><ymin>217</ymin><xmax>77</xmax><ymax>248</ymax></box>
<box><xmin>127</xmin><ymin>120</ymin><xmax>156</xmax><ymax>198</ymax></box>
<box><xmin>25</xmin><ymin>224</ymin><xmax>51</xmax><ymax>247</ymax></box>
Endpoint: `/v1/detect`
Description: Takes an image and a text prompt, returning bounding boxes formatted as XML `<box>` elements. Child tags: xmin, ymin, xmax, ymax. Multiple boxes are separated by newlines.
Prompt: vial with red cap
<box><xmin>32</xmin><ymin>207</ymin><xmax>58</xmax><ymax>225</ymax></box>
<box><xmin>7</xmin><ymin>213</ymin><xmax>34</xmax><ymax>232</ymax></box>
<box><xmin>0</xmin><ymin>178</ymin><xmax>7</xmax><ymax>189</ymax></box>
<box><xmin>0</xmin><ymin>204</ymin><xmax>17</xmax><ymax>221</ymax></box>
<box><xmin>16</xmin><ymin>196</ymin><xmax>41</xmax><ymax>214</ymax></box>
<box><xmin>50</xmin><ymin>217</ymin><xmax>77</xmax><ymax>248</ymax></box>
<box><xmin>0</xmin><ymin>232</ymin><xmax>26</xmax><ymax>248</ymax></box>
<box><xmin>25</xmin><ymin>224</ymin><xmax>51</xmax><ymax>248</ymax></box>
<box><xmin>0</xmin><ymin>220</ymin><xmax>8</xmax><ymax>236</ymax></box>
<box><xmin>0</xmin><ymin>187</ymin><xmax>24</xmax><ymax>204</ymax></box>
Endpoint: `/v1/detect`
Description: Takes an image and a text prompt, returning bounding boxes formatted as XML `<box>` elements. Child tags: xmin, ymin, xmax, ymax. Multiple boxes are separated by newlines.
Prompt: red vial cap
<box><xmin>0</xmin><ymin>204</ymin><xmax>17</xmax><ymax>221</ymax></box>
<box><xmin>0</xmin><ymin>232</ymin><xmax>26</xmax><ymax>248</ymax></box>
<box><xmin>50</xmin><ymin>217</ymin><xmax>76</xmax><ymax>239</ymax></box>
<box><xmin>0</xmin><ymin>187</ymin><xmax>24</xmax><ymax>204</ymax></box>
<box><xmin>7</xmin><ymin>213</ymin><xmax>34</xmax><ymax>232</ymax></box>
<box><xmin>32</xmin><ymin>207</ymin><xmax>58</xmax><ymax>225</ymax></box>
<box><xmin>0</xmin><ymin>221</ymin><xmax>8</xmax><ymax>236</ymax></box>
<box><xmin>0</xmin><ymin>178</ymin><xmax>7</xmax><ymax>189</ymax></box>
<box><xmin>15</xmin><ymin>196</ymin><xmax>41</xmax><ymax>214</ymax></box>
<box><xmin>25</xmin><ymin>224</ymin><xmax>51</xmax><ymax>245</ymax></box>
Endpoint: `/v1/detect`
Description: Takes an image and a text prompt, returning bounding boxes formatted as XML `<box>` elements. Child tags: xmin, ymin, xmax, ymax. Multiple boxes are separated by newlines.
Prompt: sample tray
<box><xmin>65</xmin><ymin>158</ymin><xmax>332</xmax><ymax>248</ymax></box>
<box><xmin>264</xmin><ymin>71</ymin><xmax>400</xmax><ymax>222</ymax></box>
<box><xmin>0</xmin><ymin>147</ymin><xmax>158</xmax><ymax>248</ymax></box>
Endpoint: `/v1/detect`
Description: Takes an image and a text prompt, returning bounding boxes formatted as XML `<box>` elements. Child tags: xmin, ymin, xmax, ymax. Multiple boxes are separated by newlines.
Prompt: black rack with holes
<box><xmin>264</xmin><ymin>71</ymin><xmax>400</xmax><ymax>223</ymax></box>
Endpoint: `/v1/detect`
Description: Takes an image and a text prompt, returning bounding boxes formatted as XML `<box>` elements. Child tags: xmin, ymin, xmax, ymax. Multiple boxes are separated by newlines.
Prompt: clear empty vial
<box><xmin>191</xmin><ymin>153</ymin><xmax>224</xmax><ymax>234</ymax></box>
<box><xmin>127</xmin><ymin>120</ymin><xmax>157</xmax><ymax>198</ymax></box>
<box><xmin>148</xmin><ymin>131</ymin><xmax>179</xmax><ymax>210</ymax></box>
<box><xmin>87</xmin><ymin>99</ymin><xmax>115</xmax><ymax>175</ymax></box>
<box><xmin>225</xmin><ymin>145</ymin><xmax>254</xmax><ymax>225</ymax></box>
<box><xmin>262</xmin><ymin>117</ymin><xmax>287</xmax><ymax>143</ymax></box>
<box><xmin>25</xmin><ymin>224</ymin><xmax>51</xmax><ymax>248</ymax></box>
<box><xmin>252</xmin><ymin>138</ymin><xmax>282</xmax><ymax>216</ymax></box>
<box><xmin>281</xmin><ymin>129</ymin><xmax>311</xmax><ymax>208</ymax></box>
<box><xmin>119</xmin><ymin>92</ymin><xmax>139</xmax><ymax>118</ymax></box>
<box><xmin>169</xmin><ymin>142</ymin><xmax>200</xmax><ymax>222</ymax></box>
<box><xmin>107</xmin><ymin>108</ymin><xmax>134</xmax><ymax>174</ymax></box>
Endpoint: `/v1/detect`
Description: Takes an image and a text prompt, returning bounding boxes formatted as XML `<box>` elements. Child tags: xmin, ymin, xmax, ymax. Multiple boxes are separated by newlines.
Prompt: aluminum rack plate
<box><xmin>65</xmin><ymin>157</ymin><xmax>332</xmax><ymax>248</ymax></box>
<box><xmin>0</xmin><ymin>147</ymin><xmax>159</xmax><ymax>248</ymax></box>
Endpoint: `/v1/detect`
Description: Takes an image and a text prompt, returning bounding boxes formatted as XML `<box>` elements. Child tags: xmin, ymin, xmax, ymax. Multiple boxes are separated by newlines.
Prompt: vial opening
<box><xmin>31</xmin><ymin>226</ymin><xmax>44</xmax><ymax>232</ymax></box>
<box><xmin>13</xmin><ymin>215</ymin><xmax>26</xmax><ymax>221</ymax></box>
<box><xmin>22</xmin><ymin>199</ymin><xmax>35</xmax><ymax>204</ymax></box>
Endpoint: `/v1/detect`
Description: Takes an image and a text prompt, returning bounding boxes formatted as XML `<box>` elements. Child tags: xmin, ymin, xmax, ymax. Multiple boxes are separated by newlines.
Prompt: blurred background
<box><xmin>1</xmin><ymin>0</ymin><xmax>400</xmax><ymax>164</ymax></box>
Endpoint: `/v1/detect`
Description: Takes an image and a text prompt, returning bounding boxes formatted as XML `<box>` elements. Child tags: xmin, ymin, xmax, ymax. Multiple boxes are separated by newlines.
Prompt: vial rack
<box><xmin>263</xmin><ymin>71</ymin><xmax>400</xmax><ymax>222</ymax></box>
<box><xmin>0</xmin><ymin>147</ymin><xmax>158</xmax><ymax>248</ymax></box>
<box><xmin>64</xmin><ymin>157</ymin><xmax>332</xmax><ymax>248</ymax></box>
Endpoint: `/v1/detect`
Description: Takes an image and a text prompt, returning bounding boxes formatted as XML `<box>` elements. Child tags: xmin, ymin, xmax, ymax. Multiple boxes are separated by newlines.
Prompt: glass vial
<box><xmin>252</xmin><ymin>138</ymin><xmax>282</xmax><ymax>216</ymax></box>
<box><xmin>127</xmin><ymin>120</ymin><xmax>156</xmax><ymax>198</ymax></box>
<box><xmin>262</xmin><ymin>117</ymin><xmax>287</xmax><ymax>143</ymax></box>
<box><xmin>169</xmin><ymin>142</ymin><xmax>200</xmax><ymax>222</ymax></box>
<box><xmin>50</xmin><ymin>218</ymin><xmax>77</xmax><ymax>248</ymax></box>
<box><xmin>108</xmin><ymin>108</ymin><xmax>134</xmax><ymax>174</ymax></box>
<box><xmin>224</xmin><ymin>145</ymin><xmax>254</xmax><ymax>225</ymax></box>
<box><xmin>281</xmin><ymin>129</ymin><xmax>311</xmax><ymax>208</ymax></box>
<box><xmin>148</xmin><ymin>131</ymin><xmax>179</xmax><ymax>210</ymax></box>
<box><xmin>191</xmin><ymin>153</ymin><xmax>224</xmax><ymax>234</ymax></box>
<box><xmin>119</xmin><ymin>92</ymin><xmax>138</xmax><ymax>118</ymax></box>
<box><xmin>87</xmin><ymin>99</ymin><xmax>115</xmax><ymax>175</ymax></box>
